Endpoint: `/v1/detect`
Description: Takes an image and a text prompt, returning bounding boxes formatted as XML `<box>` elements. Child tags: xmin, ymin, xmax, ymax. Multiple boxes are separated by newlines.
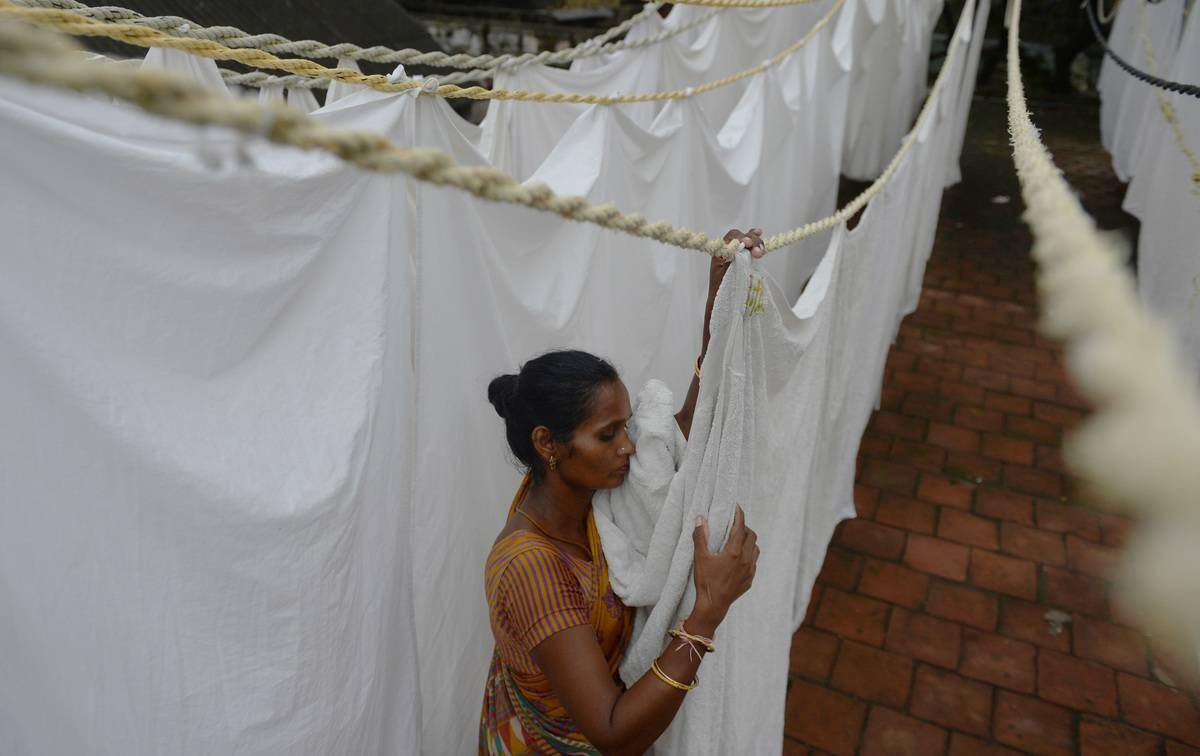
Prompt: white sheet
<box><xmin>0</xmin><ymin>1</ymin><xmax>975</xmax><ymax>751</ymax></box>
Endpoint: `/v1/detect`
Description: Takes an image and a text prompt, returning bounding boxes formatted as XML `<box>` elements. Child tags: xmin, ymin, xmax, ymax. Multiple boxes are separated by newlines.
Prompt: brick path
<box><xmin>781</xmin><ymin>96</ymin><xmax>1200</xmax><ymax>755</ymax></box>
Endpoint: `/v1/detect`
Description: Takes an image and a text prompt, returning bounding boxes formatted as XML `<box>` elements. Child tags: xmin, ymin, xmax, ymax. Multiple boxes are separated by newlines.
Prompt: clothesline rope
<box><xmin>1130</xmin><ymin>0</ymin><xmax>1200</xmax><ymax>191</ymax></box>
<box><xmin>0</xmin><ymin>0</ymin><xmax>840</xmax><ymax>104</ymax></box>
<box><xmin>0</xmin><ymin>0</ymin><xmax>963</xmax><ymax>259</ymax></box>
<box><xmin>13</xmin><ymin>0</ymin><xmax>724</xmax><ymax>86</ymax></box>
<box><xmin>1007</xmin><ymin>0</ymin><xmax>1200</xmax><ymax>644</ymax></box>
<box><xmin>1083</xmin><ymin>0</ymin><xmax>1200</xmax><ymax>99</ymax></box>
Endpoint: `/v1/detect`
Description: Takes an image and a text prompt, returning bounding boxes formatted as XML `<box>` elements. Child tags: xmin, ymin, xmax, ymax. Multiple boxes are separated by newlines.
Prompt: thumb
<box><xmin>692</xmin><ymin>515</ymin><xmax>711</xmax><ymax>557</ymax></box>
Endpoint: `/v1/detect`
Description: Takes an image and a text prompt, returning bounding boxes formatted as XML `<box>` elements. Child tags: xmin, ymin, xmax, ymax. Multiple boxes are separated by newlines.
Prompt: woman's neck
<box><xmin>523</xmin><ymin>477</ymin><xmax>593</xmax><ymax>542</ymax></box>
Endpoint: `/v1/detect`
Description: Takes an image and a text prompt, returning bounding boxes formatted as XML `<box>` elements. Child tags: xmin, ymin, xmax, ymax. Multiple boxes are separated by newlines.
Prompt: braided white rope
<box><xmin>1134</xmin><ymin>0</ymin><xmax>1200</xmax><ymax>193</ymax></box>
<box><xmin>1008</xmin><ymin>0</ymin><xmax>1200</xmax><ymax>648</ymax></box>
<box><xmin>14</xmin><ymin>0</ymin><xmax>723</xmax><ymax>85</ymax></box>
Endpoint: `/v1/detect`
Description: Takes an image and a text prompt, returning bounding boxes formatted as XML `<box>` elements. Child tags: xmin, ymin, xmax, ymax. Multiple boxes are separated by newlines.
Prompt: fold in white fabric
<box><xmin>0</xmin><ymin>0</ymin><xmax>971</xmax><ymax>752</ymax></box>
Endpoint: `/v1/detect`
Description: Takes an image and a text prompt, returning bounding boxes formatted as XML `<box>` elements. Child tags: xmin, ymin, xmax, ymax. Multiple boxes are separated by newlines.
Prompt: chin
<box><xmin>595</xmin><ymin>471</ymin><xmax>628</xmax><ymax>489</ymax></box>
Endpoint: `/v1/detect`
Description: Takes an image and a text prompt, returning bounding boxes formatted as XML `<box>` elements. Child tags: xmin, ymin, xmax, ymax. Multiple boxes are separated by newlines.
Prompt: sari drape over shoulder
<box><xmin>480</xmin><ymin>476</ymin><xmax>633</xmax><ymax>755</ymax></box>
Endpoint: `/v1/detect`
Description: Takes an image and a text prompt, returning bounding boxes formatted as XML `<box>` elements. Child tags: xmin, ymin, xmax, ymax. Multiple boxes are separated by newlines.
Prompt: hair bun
<box><xmin>487</xmin><ymin>374</ymin><xmax>520</xmax><ymax>419</ymax></box>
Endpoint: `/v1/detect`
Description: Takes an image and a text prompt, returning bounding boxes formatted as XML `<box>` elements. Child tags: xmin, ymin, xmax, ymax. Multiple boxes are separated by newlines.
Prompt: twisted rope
<box><xmin>1009</xmin><ymin>0</ymin><xmax>1200</xmax><ymax>642</ymax></box>
<box><xmin>0</xmin><ymin>0</ymin><xmax>952</xmax><ymax>262</ymax></box>
<box><xmin>0</xmin><ymin>18</ymin><xmax>741</xmax><ymax>257</ymax></box>
<box><xmin>0</xmin><ymin>0</ymin><xmax>843</xmax><ymax>104</ymax></box>
<box><xmin>13</xmin><ymin>0</ymin><xmax>707</xmax><ymax>86</ymax></box>
<box><xmin>1085</xmin><ymin>0</ymin><xmax>1200</xmax><ymax>99</ymax></box>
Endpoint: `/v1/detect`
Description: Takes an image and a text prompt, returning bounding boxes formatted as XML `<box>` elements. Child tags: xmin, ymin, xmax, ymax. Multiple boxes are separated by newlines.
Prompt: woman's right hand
<box><xmin>688</xmin><ymin>505</ymin><xmax>759</xmax><ymax>634</ymax></box>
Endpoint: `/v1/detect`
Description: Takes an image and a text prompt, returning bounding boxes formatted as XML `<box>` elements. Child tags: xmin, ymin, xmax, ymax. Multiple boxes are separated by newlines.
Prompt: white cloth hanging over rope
<box><xmin>0</xmin><ymin>1</ymin><xmax>981</xmax><ymax>752</ymax></box>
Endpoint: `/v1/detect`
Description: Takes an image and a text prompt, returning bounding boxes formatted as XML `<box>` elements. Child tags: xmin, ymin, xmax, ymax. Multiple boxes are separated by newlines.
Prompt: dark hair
<box><xmin>488</xmin><ymin>350</ymin><xmax>620</xmax><ymax>482</ymax></box>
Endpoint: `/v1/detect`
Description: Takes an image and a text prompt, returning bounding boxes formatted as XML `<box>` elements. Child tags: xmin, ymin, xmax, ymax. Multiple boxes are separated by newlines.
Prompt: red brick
<box><xmin>784</xmin><ymin>679</ymin><xmax>867</xmax><ymax>756</ymax></box>
<box><xmin>1042</xmin><ymin>566</ymin><xmax>1109</xmax><ymax>618</ymax></box>
<box><xmin>970</xmin><ymin>548</ymin><xmax>1037</xmax><ymax>600</ymax></box>
<box><xmin>1010</xmin><ymin>376</ymin><xmax>1058</xmax><ymax>401</ymax></box>
<box><xmin>1074</xmin><ymin>615</ymin><xmax>1149</xmax><ymax>676</ymax></box>
<box><xmin>963</xmin><ymin>366</ymin><xmax>1011</xmax><ymax>392</ymax></box>
<box><xmin>860</xmin><ymin>431</ymin><xmax>894</xmax><ymax>457</ymax></box>
<box><xmin>1000</xmin><ymin>521</ymin><xmax>1066</xmax><ymax>566</ymax></box>
<box><xmin>818</xmin><ymin>547</ymin><xmax>865</xmax><ymax>592</ymax></box>
<box><xmin>917</xmin><ymin>356</ymin><xmax>964</xmax><ymax>381</ymax></box>
<box><xmin>904</xmin><ymin>534</ymin><xmax>970</xmax><ymax>581</ymax></box>
<box><xmin>927</xmin><ymin>422</ymin><xmax>980</xmax><ymax>453</ymax></box>
<box><xmin>1003</xmin><ymin>464</ymin><xmax>1063</xmax><ymax>497</ymax></box>
<box><xmin>944</xmin><ymin>452</ymin><xmax>1003</xmax><ymax>484</ymax></box>
<box><xmin>889</xmin><ymin>439</ymin><xmax>947</xmax><ymax>473</ymax></box>
<box><xmin>859</xmin><ymin>559</ymin><xmax>931</xmax><ymax>609</ymax></box>
<box><xmin>989</xmin><ymin>352</ymin><xmax>1039</xmax><ymax>378</ymax></box>
<box><xmin>855</xmin><ymin>483</ymin><xmax>881</xmax><ymax>519</ymax></box>
<box><xmin>790</xmin><ymin>627</ymin><xmax>840</xmax><ymax>683</ymax></box>
<box><xmin>1079</xmin><ymin>716</ymin><xmax>1161</xmax><ymax>756</ymax></box>
<box><xmin>910</xmin><ymin>666</ymin><xmax>993</xmax><ymax>736</ymax></box>
<box><xmin>1036</xmin><ymin>500</ymin><xmax>1102</xmax><ymax>541</ymax></box>
<box><xmin>875</xmin><ymin>494</ymin><xmax>937</xmax><ymax>535</ymax></box>
<box><xmin>948</xmin><ymin>733</ymin><xmax>1021</xmax><ymax>755</ymax></box>
<box><xmin>975</xmin><ymin>487</ymin><xmax>1035</xmax><ymax>525</ymax></box>
<box><xmin>938</xmin><ymin>509</ymin><xmax>999</xmax><ymax>549</ymax></box>
<box><xmin>1118</xmin><ymin>673</ymin><xmax>1200</xmax><ymax>746</ymax></box>
<box><xmin>985</xmin><ymin>392</ymin><xmax>1032</xmax><ymax>416</ymax></box>
<box><xmin>1038</xmin><ymin>650</ymin><xmax>1118</xmax><ymax>715</ymax></box>
<box><xmin>1033</xmin><ymin>401</ymin><xmax>1084</xmax><ymax>428</ymax></box>
<box><xmin>901</xmin><ymin>392</ymin><xmax>957</xmax><ymax>422</ymax></box>
<box><xmin>887</xmin><ymin>350</ymin><xmax>918</xmax><ymax>373</ymax></box>
<box><xmin>871</xmin><ymin>410</ymin><xmax>928</xmax><ymax>442</ymax></box>
<box><xmin>1097</xmin><ymin>512</ymin><xmax>1134</xmax><ymax>549</ymax></box>
<box><xmin>954</xmin><ymin>406</ymin><xmax>1005</xmax><ymax>433</ymax></box>
<box><xmin>835</xmin><ymin>518</ymin><xmax>907</xmax><ymax>561</ymax></box>
<box><xmin>994</xmin><ymin>691</ymin><xmax>1075</xmax><ymax>755</ymax></box>
<box><xmin>831</xmin><ymin>641</ymin><xmax>914</xmax><ymax>708</ymax></box>
<box><xmin>860</xmin><ymin>706</ymin><xmax>948</xmax><ymax>756</ymax></box>
<box><xmin>1167</xmin><ymin>741</ymin><xmax>1200</xmax><ymax>755</ymax></box>
<box><xmin>946</xmin><ymin>346</ymin><xmax>990</xmax><ymax>368</ymax></box>
<box><xmin>814</xmin><ymin>588</ymin><xmax>891</xmax><ymax>647</ymax></box>
<box><xmin>916</xmin><ymin>473</ymin><xmax>975</xmax><ymax>509</ymax></box>
<box><xmin>861</xmin><ymin>458</ymin><xmax>920</xmax><ymax>496</ymax></box>
<box><xmin>781</xmin><ymin>736</ymin><xmax>808</xmax><ymax>755</ymax></box>
<box><xmin>981</xmin><ymin>434</ymin><xmax>1035</xmax><ymax>465</ymax></box>
<box><xmin>881</xmin><ymin>385</ymin><xmax>906</xmax><ymax>412</ymax></box>
<box><xmin>892</xmin><ymin>371</ymin><xmax>940</xmax><ymax>394</ymax></box>
<box><xmin>1066</xmin><ymin>535</ymin><xmax>1120</xmax><ymax>580</ymax></box>
<box><xmin>927</xmin><ymin>580</ymin><xmax>998</xmax><ymax>630</ymax></box>
<box><xmin>803</xmin><ymin>584</ymin><xmax>823</xmax><ymax>625</ymax></box>
<box><xmin>1006</xmin><ymin>415</ymin><xmax>1060</xmax><ymax>444</ymax></box>
<box><xmin>1035</xmin><ymin>445</ymin><xmax>1064</xmax><ymax>474</ymax></box>
<box><xmin>941</xmin><ymin>380</ymin><xmax>987</xmax><ymax>405</ymax></box>
<box><xmin>960</xmin><ymin>628</ymin><xmax>1037</xmax><ymax>692</ymax></box>
<box><xmin>997</xmin><ymin>598</ymin><xmax>1071</xmax><ymax>651</ymax></box>
<box><xmin>886</xmin><ymin>609</ymin><xmax>962</xmax><ymax>669</ymax></box>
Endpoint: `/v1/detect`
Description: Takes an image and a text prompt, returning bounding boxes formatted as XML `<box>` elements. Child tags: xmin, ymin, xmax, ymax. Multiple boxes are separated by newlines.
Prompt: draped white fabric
<box><xmin>1097</xmin><ymin>0</ymin><xmax>1200</xmax><ymax>377</ymax></box>
<box><xmin>0</xmin><ymin>0</ymin><xmax>966</xmax><ymax>753</ymax></box>
<box><xmin>1097</xmin><ymin>0</ymin><xmax>1186</xmax><ymax>182</ymax></box>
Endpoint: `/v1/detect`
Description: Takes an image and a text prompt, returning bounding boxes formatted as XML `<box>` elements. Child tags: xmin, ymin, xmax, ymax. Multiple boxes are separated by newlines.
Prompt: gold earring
<box><xmin>548</xmin><ymin>455</ymin><xmax>558</xmax><ymax>471</ymax></box>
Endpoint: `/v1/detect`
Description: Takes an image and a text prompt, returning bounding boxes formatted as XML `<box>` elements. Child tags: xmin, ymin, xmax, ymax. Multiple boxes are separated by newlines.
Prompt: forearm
<box><xmin>675</xmin><ymin>282</ymin><xmax>720</xmax><ymax>439</ymax></box>
<box><xmin>601</xmin><ymin>609</ymin><xmax>720</xmax><ymax>755</ymax></box>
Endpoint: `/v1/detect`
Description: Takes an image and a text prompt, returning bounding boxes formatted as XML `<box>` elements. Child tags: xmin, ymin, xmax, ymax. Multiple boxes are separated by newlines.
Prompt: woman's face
<box><xmin>560</xmin><ymin>380</ymin><xmax>636</xmax><ymax>491</ymax></box>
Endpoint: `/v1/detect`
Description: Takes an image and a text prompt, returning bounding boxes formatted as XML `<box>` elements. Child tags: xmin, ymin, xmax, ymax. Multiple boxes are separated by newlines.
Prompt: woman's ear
<box><xmin>530</xmin><ymin>426</ymin><xmax>556</xmax><ymax>465</ymax></box>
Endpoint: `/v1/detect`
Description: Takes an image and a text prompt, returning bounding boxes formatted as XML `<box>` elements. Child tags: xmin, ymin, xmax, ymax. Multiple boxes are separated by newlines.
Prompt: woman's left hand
<box><xmin>709</xmin><ymin>227</ymin><xmax>765</xmax><ymax>294</ymax></box>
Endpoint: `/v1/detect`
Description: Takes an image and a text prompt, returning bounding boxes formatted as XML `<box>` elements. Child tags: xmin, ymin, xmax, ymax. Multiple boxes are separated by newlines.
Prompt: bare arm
<box><xmin>531</xmin><ymin>508</ymin><xmax>759</xmax><ymax>755</ymax></box>
<box><xmin>675</xmin><ymin>228</ymin><xmax>764</xmax><ymax>440</ymax></box>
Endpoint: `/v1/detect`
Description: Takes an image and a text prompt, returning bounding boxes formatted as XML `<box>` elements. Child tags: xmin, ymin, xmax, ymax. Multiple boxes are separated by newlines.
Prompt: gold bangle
<box><xmin>650</xmin><ymin>659</ymin><xmax>698</xmax><ymax>692</ymax></box>
<box><xmin>694</xmin><ymin>356</ymin><xmax>703</xmax><ymax>379</ymax></box>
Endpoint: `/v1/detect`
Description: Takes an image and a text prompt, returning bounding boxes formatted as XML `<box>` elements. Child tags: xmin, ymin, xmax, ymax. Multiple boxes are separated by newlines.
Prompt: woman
<box><xmin>480</xmin><ymin>229</ymin><xmax>766</xmax><ymax>754</ymax></box>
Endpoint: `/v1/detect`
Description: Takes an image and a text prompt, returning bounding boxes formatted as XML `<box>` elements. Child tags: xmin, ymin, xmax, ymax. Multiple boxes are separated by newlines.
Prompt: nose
<box><xmin>621</xmin><ymin>429</ymin><xmax>636</xmax><ymax>457</ymax></box>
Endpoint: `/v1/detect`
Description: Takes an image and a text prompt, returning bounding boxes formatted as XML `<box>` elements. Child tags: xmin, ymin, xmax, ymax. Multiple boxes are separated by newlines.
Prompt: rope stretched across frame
<box><xmin>13</xmin><ymin>0</ymin><xmax>724</xmax><ymax>86</ymax></box>
<box><xmin>0</xmin><ymin>0</ymin><xmax>842</xmax><ymax>104</ymax></box>
<box><xmin>0</xmin><ymin>0</ymin><xmax>970</xmax><ymax>258</ymax></box>
<box><xmin>1008</xmin><ymin>0</ymin><xmax>1200</xmax><ymax>647</ymax></box>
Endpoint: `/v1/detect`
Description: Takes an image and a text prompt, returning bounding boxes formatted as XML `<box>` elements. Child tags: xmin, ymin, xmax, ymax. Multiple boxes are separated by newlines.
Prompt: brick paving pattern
<box><xmin>781</xmin><ymin>96</ymin><xmax>1200</xmax><ymax>754</ymax></box>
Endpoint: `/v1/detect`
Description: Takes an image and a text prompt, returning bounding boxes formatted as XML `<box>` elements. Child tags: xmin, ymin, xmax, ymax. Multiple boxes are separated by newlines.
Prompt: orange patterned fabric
<box><xmin>479</xmin><ymin>476</ymin><xmax>633</xmax><ymax>754</ymax></box>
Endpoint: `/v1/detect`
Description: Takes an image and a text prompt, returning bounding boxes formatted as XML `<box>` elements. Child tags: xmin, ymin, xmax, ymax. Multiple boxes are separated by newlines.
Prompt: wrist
<box><xmin>685</xmin><ymin>605</ymin><xmax>722</xmax><ymax>638</ymax></box>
